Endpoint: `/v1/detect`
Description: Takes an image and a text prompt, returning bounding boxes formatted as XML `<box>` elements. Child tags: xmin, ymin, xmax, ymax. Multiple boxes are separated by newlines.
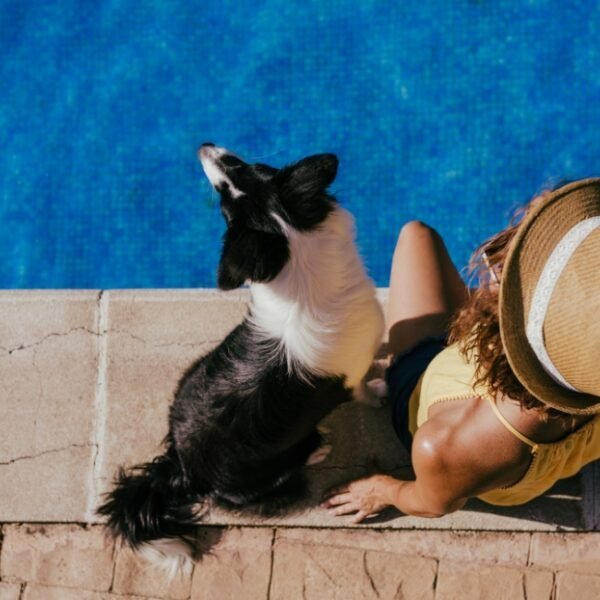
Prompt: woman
<box><xmin>323</xmin><ymin>178</ymin><xmax>600</xmax><ymax>523</ymax></box>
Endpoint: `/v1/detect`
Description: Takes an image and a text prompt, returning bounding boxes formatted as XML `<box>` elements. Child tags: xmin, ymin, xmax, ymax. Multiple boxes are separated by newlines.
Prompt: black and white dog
<box><xmin>98</xmin><ymin>144</ymin><xmax>384</xmax><ymax>573</ymax></box>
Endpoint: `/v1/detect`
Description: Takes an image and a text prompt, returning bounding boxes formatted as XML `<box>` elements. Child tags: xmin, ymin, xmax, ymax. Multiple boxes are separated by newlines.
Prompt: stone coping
<box><xmin>3</xmin><ymin>525</ymin><xmax>599</xmax><ymax>599</ymax></box>
<box><xmin>0</xmin><ymin>289</ymin><xmax>598</xmax><ymax>531</ymax></box>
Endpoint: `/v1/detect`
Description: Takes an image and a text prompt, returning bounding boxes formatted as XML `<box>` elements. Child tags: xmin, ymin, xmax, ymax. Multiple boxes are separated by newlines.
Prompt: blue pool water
<box><xmin>2</xmin><ymin>1</ymin><xmax>600</xmax><ymax>288</ymax></box>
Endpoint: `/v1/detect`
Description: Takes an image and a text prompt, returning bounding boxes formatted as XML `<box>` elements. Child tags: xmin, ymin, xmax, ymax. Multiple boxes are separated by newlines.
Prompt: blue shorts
<box><xmin>385</xmin><ymin>336</ymin><xmax>447</xmax><ymax>451</ymax></box>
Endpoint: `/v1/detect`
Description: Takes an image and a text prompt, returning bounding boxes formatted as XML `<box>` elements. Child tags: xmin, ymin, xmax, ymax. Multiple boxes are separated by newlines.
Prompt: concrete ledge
<box><xmin>0</xmin><ymin>289</ymin><xmax>597</xmax><ymax>531</ymax></box>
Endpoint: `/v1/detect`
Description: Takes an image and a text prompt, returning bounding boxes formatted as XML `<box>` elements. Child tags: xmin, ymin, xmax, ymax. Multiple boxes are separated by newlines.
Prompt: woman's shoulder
<box><xmin>426</xmin><ymin>394</ymin><xmax>529</xmax><ymax>456</ymax></box>
<box><xmin>422</xmin><ymin>343</ymin><xmax>596</xmax><ymax>443</ymax></box>
<box><xmin>413</xmin><ymin>395</ymin><xmax>533</xmax><ymax>495</ymax></box>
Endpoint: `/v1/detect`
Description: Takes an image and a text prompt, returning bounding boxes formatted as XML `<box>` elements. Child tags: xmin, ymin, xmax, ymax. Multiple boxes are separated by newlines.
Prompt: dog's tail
<box><xmin>97</xmin><ymin>447</ymin><xmax>203</xmax><ymax>576</ymax></box>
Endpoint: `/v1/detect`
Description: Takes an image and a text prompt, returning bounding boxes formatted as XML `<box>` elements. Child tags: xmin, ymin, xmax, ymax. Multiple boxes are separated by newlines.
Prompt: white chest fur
<box><xmin>249</xmin><ymin>207</ymin><xmax>384</xmax><ymax>388</ymax></box>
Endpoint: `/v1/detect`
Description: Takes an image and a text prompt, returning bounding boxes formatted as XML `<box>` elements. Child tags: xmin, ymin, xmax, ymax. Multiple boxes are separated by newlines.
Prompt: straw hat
<box><xmin>499</xmin><ymin>178</ymin><xmax>600</xmax><ymax>415</ymax></box>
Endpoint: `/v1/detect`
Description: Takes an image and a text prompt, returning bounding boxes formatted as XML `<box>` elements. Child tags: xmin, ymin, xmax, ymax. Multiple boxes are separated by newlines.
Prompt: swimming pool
<box><xmin>2</xmin><ymin>1</ymin><xmax>600</xmax><ymax>288</ymax></box>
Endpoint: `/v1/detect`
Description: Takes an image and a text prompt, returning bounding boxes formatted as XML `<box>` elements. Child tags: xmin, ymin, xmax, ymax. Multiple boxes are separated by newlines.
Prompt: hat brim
<box><xmin>499</xmin><ymin>178</ymin><xmax>600</xmax><ymax>415</ymax></box>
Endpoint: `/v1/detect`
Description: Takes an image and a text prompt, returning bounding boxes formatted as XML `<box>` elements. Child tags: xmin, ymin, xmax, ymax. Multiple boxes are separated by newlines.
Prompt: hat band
<box><xmin>525</xmin><ymin>216</ymin><xmax>600</xmax><ymax>391</ymax></box>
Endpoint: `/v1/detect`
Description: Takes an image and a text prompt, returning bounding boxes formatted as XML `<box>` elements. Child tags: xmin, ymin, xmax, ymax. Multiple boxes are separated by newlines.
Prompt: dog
<box><xmin>98</xmin><ymin>144</ymin><xmax>385</xmax><ymax>574</ymax></box>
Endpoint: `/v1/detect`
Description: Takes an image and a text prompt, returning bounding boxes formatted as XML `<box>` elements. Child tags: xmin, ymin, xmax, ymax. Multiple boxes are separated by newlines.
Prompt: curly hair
<box><xmin>448</xmin><ymin>193</ymin><xmax>567</xmax><ymax>420</ymax></box>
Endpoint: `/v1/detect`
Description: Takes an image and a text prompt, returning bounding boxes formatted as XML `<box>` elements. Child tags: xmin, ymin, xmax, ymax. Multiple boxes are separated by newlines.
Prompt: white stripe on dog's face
<box><xmin>198</xmin><ymin>144</ymin><xmax>244</xmax><ymax>198</ymax></box>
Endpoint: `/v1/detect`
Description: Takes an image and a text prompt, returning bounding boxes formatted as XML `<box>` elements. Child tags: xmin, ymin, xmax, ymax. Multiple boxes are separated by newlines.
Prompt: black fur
<box><xmin>98</xmin><ymin>146</ymin><xmax>351</xmax><ymax>557</ymax></box>
<box><xmin>170</xmin><ymin>322</ymin><xmax>351</xmax><ymax>508</ymax></box>
<box><xmin>217</xmin><ymin>227</ymin><xmax>289</xmax><ymax>290</ymax></box>
<box><xmin>276</xmin><ymin>154</ymin><xmax>339</xmax><ymax>230</ymax></box>
<box><xmin>98</xmin><ymin>322</ymin><xmax>351</xmax><ymax>549</ymax></box>
<box><xmin>97</xmin><ymin>447</ymin><xmax>198</xmax><ymax>546</ymax></box>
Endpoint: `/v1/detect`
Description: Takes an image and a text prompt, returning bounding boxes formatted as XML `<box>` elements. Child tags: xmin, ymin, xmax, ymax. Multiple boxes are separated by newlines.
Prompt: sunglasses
<box><xmin>482</xmin><ymin>251</ymin><xmax>500</xmax><ymax>285</ymax></box>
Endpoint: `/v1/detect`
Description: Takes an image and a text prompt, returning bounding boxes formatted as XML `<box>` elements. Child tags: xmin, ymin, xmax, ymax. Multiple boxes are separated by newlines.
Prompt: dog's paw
<box><xmin>306</xmin><ymin>444</ymin><xmax>333</xmax><ymax>466</ymax></box>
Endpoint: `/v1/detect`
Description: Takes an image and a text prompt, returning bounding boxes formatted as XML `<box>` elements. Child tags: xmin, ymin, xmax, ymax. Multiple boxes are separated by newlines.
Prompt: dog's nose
<box><xmin>198</xmin><ymin>143</ymin><xmax>218</xmax><ymax>161</ymax></box>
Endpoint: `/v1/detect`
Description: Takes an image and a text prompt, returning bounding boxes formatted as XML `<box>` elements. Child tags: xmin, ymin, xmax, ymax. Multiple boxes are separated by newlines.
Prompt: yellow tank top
<box><xmin>407</xmin><ymin>343</ymin><xmax>600</xmax><ymax>506</ymax></box>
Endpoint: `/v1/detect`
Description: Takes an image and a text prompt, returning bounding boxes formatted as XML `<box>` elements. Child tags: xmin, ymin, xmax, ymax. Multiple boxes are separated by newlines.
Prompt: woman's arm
<box><xmin>322</xmin><ymin>424</ymin><xmax>469</xmax><ymax>522</ymax></box>
<box><xmin>322</xmin><ymin>474</ymin><xmax>467</xmax><ymax>523</ymax></box>
<box><xmin>322</xmin><ymin>412</ymin><xmax>525</xmax><ymax>522</ymax></box>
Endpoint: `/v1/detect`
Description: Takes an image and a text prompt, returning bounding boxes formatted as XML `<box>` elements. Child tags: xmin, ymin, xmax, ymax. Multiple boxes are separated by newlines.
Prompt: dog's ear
<box><xmin>278</xmin><ymin>154</ymin><xmax>338</xmax><ymax>199</ymax></box>
<box><xmin>217</xmin><ymin>226</ymin><xmax>290</xmax><ymax>290</ymax></box>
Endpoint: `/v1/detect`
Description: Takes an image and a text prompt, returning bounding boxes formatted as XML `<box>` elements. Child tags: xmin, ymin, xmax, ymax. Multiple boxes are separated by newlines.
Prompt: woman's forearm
<box><xmin>322</xmin><ymin>473</ymin><xmax>467</xmax><ymax>522</ymax></box>
<box><xmin>385</xmin><ymin>476</ymin><xmax>466</xmax><ymax>518</ymax></box>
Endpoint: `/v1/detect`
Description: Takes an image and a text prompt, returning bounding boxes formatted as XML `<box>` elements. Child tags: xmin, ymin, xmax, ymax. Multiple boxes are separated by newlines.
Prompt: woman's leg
<box><xmin>387</xmin><ymin>221</ymin><xmax>469</xmax><ymax>356</ymax></box>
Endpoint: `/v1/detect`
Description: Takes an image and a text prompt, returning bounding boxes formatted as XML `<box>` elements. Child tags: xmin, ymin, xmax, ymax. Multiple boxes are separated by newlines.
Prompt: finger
<box><xmin>328</xmin><ymin>503</ymin><xmax>360</xmax><ymax>517</ymax></box>
<box><xmin>349</xmin><ymin>510</ymin><xmax>368</xmax><ymax>524</ymax></box>
<box><xmin>321</xmin><ymin>493</ymin><xmax>353</xmax><ymax>508</ymax></box>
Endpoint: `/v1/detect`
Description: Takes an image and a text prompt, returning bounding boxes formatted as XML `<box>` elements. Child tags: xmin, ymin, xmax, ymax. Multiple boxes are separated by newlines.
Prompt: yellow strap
<box><xmin>487</xmin><ymin>396</ymin><xmax>539</xmax><ymax>455</ymax></box>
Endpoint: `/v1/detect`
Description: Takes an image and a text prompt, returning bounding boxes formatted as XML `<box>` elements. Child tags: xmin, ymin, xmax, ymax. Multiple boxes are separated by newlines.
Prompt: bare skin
<box><xmin>323</xmin><ymin>221</ymin><xmax>593</xmax><ymax>523</ymax></box>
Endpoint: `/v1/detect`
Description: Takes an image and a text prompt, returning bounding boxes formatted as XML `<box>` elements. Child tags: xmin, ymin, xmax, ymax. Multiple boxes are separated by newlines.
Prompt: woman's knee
<box><xmin>396</xmin><ymin>220</ymin><xmax>440</xmax><ymax>250</ymax></box>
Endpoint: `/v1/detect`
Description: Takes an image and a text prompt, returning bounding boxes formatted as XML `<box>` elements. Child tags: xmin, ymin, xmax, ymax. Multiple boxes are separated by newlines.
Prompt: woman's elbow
<box><xmin>409</xmin><ymin>498</ymin><xmax>466</xmax><ymax>519</ymax></box>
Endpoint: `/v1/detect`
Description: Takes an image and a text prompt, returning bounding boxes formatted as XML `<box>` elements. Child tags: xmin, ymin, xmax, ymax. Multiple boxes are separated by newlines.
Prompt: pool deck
<box><xmin>1</xmin><ymin>289</ymin><xmax>599</xmax><ymax>599</ymax></box>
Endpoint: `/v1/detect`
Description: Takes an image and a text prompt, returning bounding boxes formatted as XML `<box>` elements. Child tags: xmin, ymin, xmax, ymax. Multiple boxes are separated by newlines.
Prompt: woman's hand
<box><xmin>321</xmin><ymin>474</ymin><xmax>404</xmax><ymax>524</ymax></box>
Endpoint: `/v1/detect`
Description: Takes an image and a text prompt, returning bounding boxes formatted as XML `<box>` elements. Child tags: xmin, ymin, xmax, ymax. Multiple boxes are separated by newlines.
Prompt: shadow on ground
<box><xmin>204</xmin><ymin>401</ymin><xmax>585</xmax><ymax>531</ymax></box>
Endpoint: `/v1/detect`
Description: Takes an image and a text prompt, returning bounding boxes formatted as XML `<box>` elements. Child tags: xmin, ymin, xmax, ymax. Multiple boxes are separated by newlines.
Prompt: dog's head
<box><xmin>198</xmin><ymin>143</ymin><xmax>339</xmax><ymax>290</ymax></box>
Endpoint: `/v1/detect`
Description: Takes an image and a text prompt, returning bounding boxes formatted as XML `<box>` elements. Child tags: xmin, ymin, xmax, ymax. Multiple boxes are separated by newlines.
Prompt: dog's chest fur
<box><xmin>249</xmin><ymin>207</ymin><xmax>384</xmax><ymax>387</ymax></box>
